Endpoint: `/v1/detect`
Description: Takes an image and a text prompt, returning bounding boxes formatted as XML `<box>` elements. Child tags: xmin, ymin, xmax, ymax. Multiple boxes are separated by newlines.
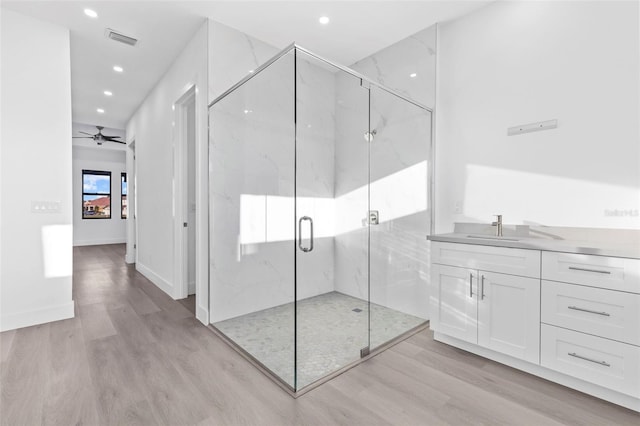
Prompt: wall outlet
<box><xmin>454</xmin><ymin>201</ymin><xmax>463</xmax><ymax>214</ymax></box>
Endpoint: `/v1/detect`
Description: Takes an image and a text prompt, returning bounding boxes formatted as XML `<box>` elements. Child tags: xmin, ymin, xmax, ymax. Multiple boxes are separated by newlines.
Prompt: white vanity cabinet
<box><xmin>430</xmin><ymin>242</ymin><xmax>541</xmax><ymax>363</ymax></box>
<box><xmin>429</xmin><ymin>236</ymin><xmax>640</xmax><ymax>411</ymax></box>
<box><xmin>540</xmin><ymin>252</ymin><xmax>640</xmax><ymax>398</ymax></box>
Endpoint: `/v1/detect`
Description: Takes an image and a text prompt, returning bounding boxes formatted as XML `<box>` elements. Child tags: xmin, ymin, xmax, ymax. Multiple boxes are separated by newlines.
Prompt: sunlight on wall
<box><xmin>41</xmin><ymin>224</ymin><xmax>72</xmax><ymax>278</ymax></box>
<box><xmin>464</xmin><ymin>164</ymin><xmax>640</xmax><ymax>229</ymax></box>
<box><xmin>239</xmin><ymin>161</ymin><xmax>428</xmax><ymax>244</ymax></box>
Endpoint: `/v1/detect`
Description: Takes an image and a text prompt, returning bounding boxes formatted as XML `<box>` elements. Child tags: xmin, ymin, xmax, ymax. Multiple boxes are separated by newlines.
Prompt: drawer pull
<box><xmin>568</xmin><ymin>266</ymin><xmax>611</xmax><ymax>275</ymax></box>
<box><xmin>568</xmin><ymin>352</ymin><xmax>611</xmax><ymax>367</ymax></box>
<box><xmin>469</xmin><ymin>273</ymin><xmax>474</xmax><ymax>298</ymax></box>
<box><xmin>567</xmin><ymin>306</ymin><xmax>610</xmax><ymax>317</ymax></box>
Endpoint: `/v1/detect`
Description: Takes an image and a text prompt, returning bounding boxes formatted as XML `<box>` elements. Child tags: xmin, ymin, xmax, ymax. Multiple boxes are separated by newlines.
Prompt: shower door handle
<box><xmin>298</xmin><ymin>216</ymin><xmax>314</xmax><ymax>252</ymax></box>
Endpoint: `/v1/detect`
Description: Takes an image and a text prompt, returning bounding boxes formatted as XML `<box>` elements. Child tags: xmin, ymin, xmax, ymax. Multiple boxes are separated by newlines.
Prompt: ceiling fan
<box><xmin>73</xmin><ymin>126</ymin><xmax>124</xmax><ymax>145</ymax></box>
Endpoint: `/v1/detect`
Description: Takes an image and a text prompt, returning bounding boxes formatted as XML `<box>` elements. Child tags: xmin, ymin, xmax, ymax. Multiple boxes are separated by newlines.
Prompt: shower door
<box><xmin>294</xmin><ymin>50</ymin><xmax>370</xmax><ymax>389</ymax></box>
<box><xmin>368</xmin><ymin>85</ymin><xmax>432</xmax><ymax>350</ymax></box>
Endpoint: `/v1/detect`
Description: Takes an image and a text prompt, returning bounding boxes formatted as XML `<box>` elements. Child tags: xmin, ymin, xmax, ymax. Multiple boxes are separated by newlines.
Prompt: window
<box><xmin>121</xmin><ymin>173</ymin><xmax>128</xmax><ymax>219</ymax></box>
<box><xmin>82</xmin><ymin>170</ymin><xmax>111</xmax><ymax>219</ymax></box>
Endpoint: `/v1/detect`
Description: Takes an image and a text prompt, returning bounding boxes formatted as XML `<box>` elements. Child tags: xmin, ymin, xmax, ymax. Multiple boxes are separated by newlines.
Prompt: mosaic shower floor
<box><xmin>213</xmin><ymin>291</ymin><xmax>425</xmax><ymax>389</ymax></box>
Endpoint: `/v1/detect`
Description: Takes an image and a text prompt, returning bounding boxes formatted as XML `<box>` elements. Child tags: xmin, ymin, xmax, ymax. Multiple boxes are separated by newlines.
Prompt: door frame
<box><xmin>125</xmin><ymin>139</ymin><xmax>137</xmax><ymax>264</ymax></box>
<box><xmin>173</xmin><ymin>85</ymin><xmax>196</xmax><ymax>301</ymax></box>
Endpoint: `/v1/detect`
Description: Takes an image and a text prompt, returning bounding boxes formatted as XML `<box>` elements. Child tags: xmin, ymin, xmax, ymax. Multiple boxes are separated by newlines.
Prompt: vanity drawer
<box><xmin>541</xmin><ymin>281</ymin><xmax>640</xmax><ymax>346</ymax></box>
<box><xmin>431</xmin><ymin>242</ymin><xmax>540</xmax><ymax>278</ymax></box>
<box><xmin>542</xmin><ymin>252</ymin><xmax>640</xmax><ymax>293</ymax></box>
<box><xmin>541</xmin><ymin>324</ymin><xmax>640</xmax><ymax>397</ymax></box>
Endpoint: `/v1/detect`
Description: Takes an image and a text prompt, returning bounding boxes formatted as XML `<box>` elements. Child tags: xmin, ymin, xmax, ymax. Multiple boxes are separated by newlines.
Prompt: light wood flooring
<box><xmin>1</xmin><ymin>244</ymin><xmax>638</xmax><ymax>425</ymax></box>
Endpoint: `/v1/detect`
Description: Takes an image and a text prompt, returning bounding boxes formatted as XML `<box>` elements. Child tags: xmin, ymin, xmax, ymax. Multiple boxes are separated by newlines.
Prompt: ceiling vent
<box><xmin>105</xmin><ymin>28</ymin><xmax>138</xmax><ymax>47</ymax></box>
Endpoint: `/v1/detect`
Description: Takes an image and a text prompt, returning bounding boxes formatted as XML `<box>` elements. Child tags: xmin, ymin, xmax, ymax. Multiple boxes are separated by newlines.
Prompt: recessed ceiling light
<box><xmin>319</xmin><ymin>16</ymin><xmax>330</xmax><ymax>25</ymax></box>
<box><xmin>113</xmin><ymin>65</ymin><xmax>123</xmax><ymax>73</ymax></box>
<box><xmin>410</xmin><ymin>73</ymin><xmax>417</xmax><ymax>78</ymax></box>
<box><xmin>243</xmin><ymin>109</ymin><xmax>253</xmax><ymax>114</ymax></box>
<box><xmin>84</xmin><ymin>9</ymin><xmax>98</xmax><ymax>18</ymax></box>
<box><xmin>103</xmin><ymin>90</ymin><xmax>112</xmax><ymax>96</ymax></box>
<box><xmin>248</xmin><ymin>69</ymin><xmax>254</xmax><ymax>74</ymax></box>
<box><xmin>97</xmin><ymin>108</ymin><xmax>105</xmax><ymax>113</ymax></box>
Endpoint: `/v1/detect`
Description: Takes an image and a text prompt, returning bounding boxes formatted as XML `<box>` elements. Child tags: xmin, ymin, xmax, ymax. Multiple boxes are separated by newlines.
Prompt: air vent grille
<box><xmin>105</xmin><ymin>28</ymin><xmax>138</xmax><ymax>47</ymax></box>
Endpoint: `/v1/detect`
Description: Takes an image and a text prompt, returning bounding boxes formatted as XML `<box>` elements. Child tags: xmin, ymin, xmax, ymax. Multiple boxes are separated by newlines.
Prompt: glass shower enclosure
<box><xmin>209</xmin><ymin>44</ymin><xmax>432</xmax><ymax>394</ymax></box>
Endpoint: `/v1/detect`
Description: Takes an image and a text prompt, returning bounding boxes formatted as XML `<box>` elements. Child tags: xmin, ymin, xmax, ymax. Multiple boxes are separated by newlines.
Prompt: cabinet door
<box><xmin>431</xmin><ymin>264</ymin><xmax>477</xmax><ymax>343</ymax></box>
<box><xmin>477</xmin><ymin>271</ymin><xmax>540</xmax><ymax>363</ymax></box>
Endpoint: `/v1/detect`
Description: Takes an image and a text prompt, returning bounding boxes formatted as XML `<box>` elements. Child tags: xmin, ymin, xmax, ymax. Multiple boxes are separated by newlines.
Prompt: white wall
<box><xmin>1</xmin><ymin>10</ymin><xmax>74</xmax><ymax>331</ymax></box>
<box><xmin>126</xmin><ymin>20</ymin><xmax>209</xmax><ymax>323</ymax></box>
<box><xmin>72</xmin><ymin>146</ymin><xmax>127</xmax><ymax>246</ymax></box>
<box><xmin>436</xmin><ymin>0</ymin><xmax>640</xmax><ymax>232</ymax></box>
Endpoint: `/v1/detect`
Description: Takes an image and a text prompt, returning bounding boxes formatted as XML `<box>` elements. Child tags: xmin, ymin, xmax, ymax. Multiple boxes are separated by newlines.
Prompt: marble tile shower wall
<box><xmin>208</xmin><ymin>20</ymin><xmax>436</xmax><ymax>323</ymax></box>
<box><xmin>349</xmin><ymin>25</ymin><xmax>437</xmax><ymax>108</ymax></box>
<box><xmin>334</xmin><ymin>25</ymin><xmax>436</xmax><ymax>320</ymax></box>
<box><xmin>208</xmin><ymin>20</ymin><xmax>279</xmax><ymax>103</ymax></box>
<box><xmin>209</xmin><ymin>37</ymin><xmax>338</xmax><ymax>322</ymax></box>
<box><xmin>209</xmin><ymin>50</ymin><xmax>295</xmax><ymax>323</ymax></box>
<box><xmin>295</xmin><ymin>54</ymin><xmax>338</xmax><ymax>301</ymax></box>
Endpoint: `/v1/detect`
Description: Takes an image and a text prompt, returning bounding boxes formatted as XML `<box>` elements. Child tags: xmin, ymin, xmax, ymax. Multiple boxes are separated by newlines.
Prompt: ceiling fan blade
<box><xmin>104</xmin><ymin>137</ymin><xmax>125</xmax><ymax>143</ymax></box>
<box><xmin>78</xmin><ymin>131</ymin><xmax>94</xmax><ymax>136</ymax></box>
<box><xmin>102</xmin><ymin>135</ymin><xmax>122</xmax><ymax>139</ymax></box>
<box><xmin>73</xmin><ymin>136</ymin><xmax>93</xmax><ymax>138</ymax></box>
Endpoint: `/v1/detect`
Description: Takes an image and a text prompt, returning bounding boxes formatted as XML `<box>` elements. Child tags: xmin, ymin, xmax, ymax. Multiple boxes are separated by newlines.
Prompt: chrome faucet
<box><xmin>491</xmin><ymin>215</ymin><xmax>503</xmax><ymax>237</ymax></box>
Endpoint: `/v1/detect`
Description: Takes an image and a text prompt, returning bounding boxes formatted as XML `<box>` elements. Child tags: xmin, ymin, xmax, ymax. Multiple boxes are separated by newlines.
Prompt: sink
<box><xmin>466</xmin><ymin>235</ymin><xmax>520</xmax><ymax>242</ymax></box>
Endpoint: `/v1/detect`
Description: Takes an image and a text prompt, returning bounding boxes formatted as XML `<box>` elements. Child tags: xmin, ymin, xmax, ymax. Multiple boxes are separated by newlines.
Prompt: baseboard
<box><xmin>136</xmin><ymin>262</ymin><xmax>174</xmax><ymax>299</ymax></box>
<box><xmin>125</xmin><ymin>252</ymin><xmax>135</xmax><ymax>264</ymax></box>
<box><xmin>434</xmin><ymin>332</ymin><xmax>640</xmax><ymax>412</ymax></box>
<box><xmin>196</xmin><ymin>304</ymin><xmax>208</xmax><ymax>325</ymax></box>
<box><xmin>0</xmin><ymin>301</ymin><xmax>75</xmax><ymax>332</ymax></box>
<box><xmin>73</xmin><ymin>238</ymin><xmax>126</xmax><ymax>247</ymax></box>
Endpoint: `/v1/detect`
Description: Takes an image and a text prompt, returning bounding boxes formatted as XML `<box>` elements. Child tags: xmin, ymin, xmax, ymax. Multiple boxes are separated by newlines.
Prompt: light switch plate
<box><xmin>31</xmin><ymin>200</ymin><xmax>61</xmax><ymax>213</ymax></box>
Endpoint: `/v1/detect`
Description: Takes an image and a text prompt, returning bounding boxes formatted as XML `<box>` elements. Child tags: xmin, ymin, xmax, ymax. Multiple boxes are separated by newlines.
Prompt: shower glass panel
<box><xmin>209</xmin><ymin>45</ymin><xmax>431</xmax><ymax>394</ymax></box>
<box><xmin>368</xmin><ymin>86</ymin><xmax>432</xmax><ymax>350</ymax></box>
<box><xmin>294</xmin><ymin>50</ymin><xmax>370</xmax><ymax>389</ymax></box>
<box><xmin>209</xmin><ymin>50</ymin><xmax>296</xmax><ymax>389</ymax></box>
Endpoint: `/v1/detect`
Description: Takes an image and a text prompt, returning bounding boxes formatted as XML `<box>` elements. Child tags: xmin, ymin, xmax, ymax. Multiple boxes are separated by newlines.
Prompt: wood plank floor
<box><xmin>1</xmin><ymin>243</ymin><xmax>638</xmax><ymax>425</ymax></box>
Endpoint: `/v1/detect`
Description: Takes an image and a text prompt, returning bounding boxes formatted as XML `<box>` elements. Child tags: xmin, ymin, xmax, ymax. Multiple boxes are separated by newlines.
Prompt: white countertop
<box><xmin>427</xmin><ymin>233</ymin><xmax>640</xmax><ymax>260</ymax></box>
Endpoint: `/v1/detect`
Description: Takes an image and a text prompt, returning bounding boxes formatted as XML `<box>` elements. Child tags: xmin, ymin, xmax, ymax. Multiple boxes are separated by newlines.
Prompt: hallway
<box><xmin>1</xmin><ymin>244</ymin><xmax>637</xmax><ymax>425</ymax></box>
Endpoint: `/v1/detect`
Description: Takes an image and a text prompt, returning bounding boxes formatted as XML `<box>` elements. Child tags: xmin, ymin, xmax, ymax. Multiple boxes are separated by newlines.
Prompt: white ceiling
<box><xmin>2</xmin><ymin>1</ymin><xmax>490</xmax><ymax>130</ymax></box>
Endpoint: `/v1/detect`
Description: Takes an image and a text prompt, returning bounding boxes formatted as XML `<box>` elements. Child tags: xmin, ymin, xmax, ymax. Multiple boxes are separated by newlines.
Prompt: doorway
<box><xmin>174</xmin><ymin>86</ymin><xmax>197</xmax><ymax>304</ymax></box>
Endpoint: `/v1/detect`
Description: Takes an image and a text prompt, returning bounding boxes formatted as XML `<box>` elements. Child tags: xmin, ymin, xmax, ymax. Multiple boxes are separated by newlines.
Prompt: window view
<box><xmin>82</xmin><ymin>170</ymin><xmax>111</xmax><ymax>219</ymax></box>
<box><xmin>121</xmin><ymin>172</ymin><xmax>127</xmax><ymax>219</ymax></box>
